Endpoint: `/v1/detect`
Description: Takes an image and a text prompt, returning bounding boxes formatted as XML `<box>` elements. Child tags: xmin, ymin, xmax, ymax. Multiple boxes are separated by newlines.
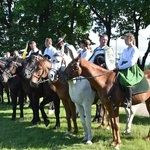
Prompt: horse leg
<box><xmin>123</xmin><ymin>104</ymin><xmax>139</xmax><ymax>134</ymax></box>
<box><xmin>97</xmin><ymin>105</ymin><xmax>107</xmax><ymax>128</ymax></box>
<box><xmin>84</xmin><ymin>103</ymin><xmax>93</xmax><ymax>144</ymax></box>
<box><xmin>18</xmin><ymin>90</ymin><xmax>24</xmax><ymax>122</ymax></box>
<box><xmin>61</xmin><ymin>100</ymin><xmax>72</xmax><ymax>135</ymax></box>
<box><xmin>6</xmin><ymin>88</ymin><xmax>11</xmax><ymax>104</ymax></box>
<box><xmin>76</xmin><ymin>104</ymin><xmax>88</xmax><ymax>142</ymax></box>
<box><xmin>39</xmin><ymin>97</ymin><xmax>50</xmax><ymax>127</ymax></box>
<box><xmin>107</xmin><ymin>104</ymin><xmax>121</xmax><ymax>149</ymax></box>
<box><xmin>145</xmin><ymin>100</ymin><xmax>150</xmax><ymax>141</ymax></box>
<box><xmin>68</xmin><ymin>99</ymin><xmax>78</xmax><ymax>135</ymax></box>
<box><xmin>11</xmin><ymin>91</ymin><xmax>17</xmax><ymax>120</ymax></box>
<box><xmin>0</xmin><ymin>84</ymin><xmax>3</xmax><ymax>103</ymax></box>
<box><xmin>47</xmin><ymin>101</ymin><xmax>55</xmax><ymax>115</ymax></box>
<box><xmin>52</xmin><ymin>94</ymin><xmax>60</xmax><ymax>129</ymax></box>
<box><xmin>31</xmin><ymin>93</ymin><xmax>40</xmax><ymax>125</ymax></box>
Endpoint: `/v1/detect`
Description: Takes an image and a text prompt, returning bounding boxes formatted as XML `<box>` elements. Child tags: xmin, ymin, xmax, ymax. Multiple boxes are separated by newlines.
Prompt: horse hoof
<box><xmin>114</xmin><ymin>144</ymin><xmax>120</xmax><ymax>150</ymax></box>
<box><xmin>82</xmin><ymin>137</ymin><xmax>88</xmax><ymax>142</ymax></box>
<box><xmin>146</xmin><ymin>137</ymin><xmax>150</xmax><ymax>141</ymax></box>
<box><xmin>11</xmin><ymin>118</ymin><xmax>16</xmax><ymax>121</ymax></box>
<box><xmin>64</xmin><ymin>131</ymin><xmax>71</xmax><ymax>135</ymax></box>
<box><xmin>53</xmin><ymin>125</ymin><xmax>60</xmax><ymax>130</ymax></box>
<box><xmin>71</xmin><ymin>133</ymin><xmax>77</xmax><ymax>137</ymax></box>
<box><xmin>45</xmin><ymin>120</ymin><xmax>50</xmax><ymax>127</ymax></box>
<box><xmin>106</xmin><ymin>126</ymin><xmax>111</xmax><ymax>130</ymax></box>
<box><xmin>31</xmin><ymin>121</ymin><xmax>41</xmax><ymax>126</ymax></box>
<box><xmin>122</xmin><ymin>131</ymin><xmax>131</xmax><ymax>135</ymax></box>
<box><xmin>86</xmin><ymin>140</ymin><xmax>92</xmax><ymax>145</ymax></box>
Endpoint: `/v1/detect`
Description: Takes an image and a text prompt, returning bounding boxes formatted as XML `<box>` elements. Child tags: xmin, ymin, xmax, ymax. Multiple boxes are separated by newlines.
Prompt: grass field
<box><xmin>0</xmin><ymin>97</ymin><xmax>150</xmax><ymax>150</ymax></box>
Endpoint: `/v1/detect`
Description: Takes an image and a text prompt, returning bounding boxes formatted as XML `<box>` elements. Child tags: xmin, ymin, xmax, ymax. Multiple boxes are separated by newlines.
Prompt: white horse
<box><xmin>48</xmin><ymin>52</ymin><xmax>139</xmax><ymax>143</ymax></box>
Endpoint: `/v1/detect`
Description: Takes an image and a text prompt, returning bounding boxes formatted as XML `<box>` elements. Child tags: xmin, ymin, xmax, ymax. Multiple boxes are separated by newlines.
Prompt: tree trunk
<box><xmin>138</xmin><ymin>40</ymin><xmax>150</xmax><ymax>70</ymax></box>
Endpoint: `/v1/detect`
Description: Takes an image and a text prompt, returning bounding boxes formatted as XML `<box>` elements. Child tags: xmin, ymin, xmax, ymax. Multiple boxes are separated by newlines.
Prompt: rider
<box><xmin>43</xmin><ymin>38</ymin><xmax>57</xmax><ymax>60</ymax></box>
<box><xmin>114</xmin><ymin>33</ymin><xmax>144</xmax><ymax>108</ymax></box>
<box><xmin>89</xmin><ymin>34</ymin><xmax>115</xmax><ymax>123</ymax></box>
<box><xmin>55</xmin><ymin>34</ymin><xmax>78</xmax><ymax>59</ymax></box>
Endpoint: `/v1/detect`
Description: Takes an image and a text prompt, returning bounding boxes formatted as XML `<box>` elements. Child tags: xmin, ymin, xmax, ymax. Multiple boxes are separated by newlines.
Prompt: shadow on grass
<box><xmin>0</xmin><ymin>103</ymin><xmax>81</xmax><ymax>149</ymax></box>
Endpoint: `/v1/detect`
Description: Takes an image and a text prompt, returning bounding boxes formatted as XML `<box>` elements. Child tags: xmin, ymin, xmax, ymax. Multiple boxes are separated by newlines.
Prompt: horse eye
<box><xmin>57</xmin><ymin>61</ymin><xmax>60</xmax><ymax>63</ymax></box>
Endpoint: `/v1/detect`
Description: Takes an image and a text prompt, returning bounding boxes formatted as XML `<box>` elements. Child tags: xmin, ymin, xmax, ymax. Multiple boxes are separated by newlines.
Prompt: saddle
<box><xmin>119</xmin><ymin>76</ymin><xmax>150</xmax><ymax>95</ymax></box>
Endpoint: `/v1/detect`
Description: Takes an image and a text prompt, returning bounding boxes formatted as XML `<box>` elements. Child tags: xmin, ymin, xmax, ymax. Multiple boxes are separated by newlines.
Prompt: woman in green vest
<box><xmin>115</xmin><ymin>33</ymin><xmax>144</xmax><ymax>108</ymax></box>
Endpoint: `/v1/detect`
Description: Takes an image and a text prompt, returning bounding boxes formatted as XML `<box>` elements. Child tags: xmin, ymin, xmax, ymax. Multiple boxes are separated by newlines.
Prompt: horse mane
<box><xmin>80</xmin><ymin>58</ymin><xmax>108</xmax><ymax>72</ymax></box>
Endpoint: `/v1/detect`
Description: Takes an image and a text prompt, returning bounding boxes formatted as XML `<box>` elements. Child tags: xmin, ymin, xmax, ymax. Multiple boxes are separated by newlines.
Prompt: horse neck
<box><xmin>80</xmin><ymin>59</ymin><xmax>107</xmax><ymax>89</ymax></box>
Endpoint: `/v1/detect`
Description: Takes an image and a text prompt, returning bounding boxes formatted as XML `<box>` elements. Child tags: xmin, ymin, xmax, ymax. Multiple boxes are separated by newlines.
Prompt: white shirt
<box><xmin>27</xmin><ymin>48</ymin><xmax>42</xmax><ymax>57</ymax></box>
<box><xmin>118</xmin><ymin>45</ymin><xmax>140</xmax><ymax>70</ymax></box>
<box><xmin>80</xmin><ymin>49</ymin><xmax>92</xmax><ymax>60</ymax></box>
<box><xmin>43</xmin><ymin>45</ymin><xmax>57</xmax><ymax>59</ymax></box>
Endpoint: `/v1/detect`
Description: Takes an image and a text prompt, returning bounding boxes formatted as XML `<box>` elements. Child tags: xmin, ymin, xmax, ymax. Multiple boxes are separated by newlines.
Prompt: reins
<box><xmin>70</xmin><ymin>70</ymin><xmax>113</xmax><ymax>81</ymax></box>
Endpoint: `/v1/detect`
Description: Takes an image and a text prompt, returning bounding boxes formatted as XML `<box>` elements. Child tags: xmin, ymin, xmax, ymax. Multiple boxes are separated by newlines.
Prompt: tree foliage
<box><xmin>0</xmin><ymin>0</ymin><xmax>149</xmax><ymax>69</ymax></box>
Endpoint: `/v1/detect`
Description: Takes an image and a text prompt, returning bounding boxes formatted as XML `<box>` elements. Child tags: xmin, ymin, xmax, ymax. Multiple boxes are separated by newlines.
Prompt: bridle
<box><xmin>63</xmin><ymin>60</ymin><xmax>113</xmax><ymax>81</ymax></box>
<box><xmin>50</xmin><ymin>54</ymin><xmax>67</xmax><ymax>78</ymax></box>
<box><xmin>32</xmin><ymin>66</ymin><xmax>49</xmax><ymax>84</ymax></box>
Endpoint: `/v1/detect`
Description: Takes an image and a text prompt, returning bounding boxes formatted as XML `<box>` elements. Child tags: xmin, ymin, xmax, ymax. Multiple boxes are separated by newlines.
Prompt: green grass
<box><xmin>0</xmin><ymin>97</ymin><xmax>150</xmax><ymax>150</ymax></box>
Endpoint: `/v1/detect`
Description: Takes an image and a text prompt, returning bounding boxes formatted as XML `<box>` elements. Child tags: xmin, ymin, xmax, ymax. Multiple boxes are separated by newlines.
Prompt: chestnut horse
<box><xmin>30</xmin><ymin>58</ymin><xmax>78</xmax><ymax>135</ymax></box>
<box><xmin>59</xmin><ymin>53</ymin><xmax>150</xmax><ymax>149</ymax></box>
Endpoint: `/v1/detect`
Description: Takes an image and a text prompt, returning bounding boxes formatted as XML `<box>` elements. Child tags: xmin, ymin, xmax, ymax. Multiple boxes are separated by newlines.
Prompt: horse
<box><xmin>1</xmin><ymin>57</ymin><xmax>26</xmax><ymax>121</ymax></box>
<box><xmin>59</xmin><ymin>53</ymin><xmax>150</xmax><ymax>149</ymax></box>
<box><xmin>0</xmin><ymin>59</ymin><xmax>11</xmax><ymax>104</ymax></box>
<box><xmin>29</xmin><ymin>56</ymin><xmax>78</xmax><ymax>135</ymax></box>
<box><xmin>22</xmin><ymin>54</ymin><xmax>60</xmax><ymax>128</ymax></box>
<box><xmin>48</xmin><ymin>52</ymin><xmax>102</xmax><ymax>144</ymax></box>
<box><xmin>48</xmin><ymin>52</ymin><xmax>142</xmax><ymax>142</ymax></box>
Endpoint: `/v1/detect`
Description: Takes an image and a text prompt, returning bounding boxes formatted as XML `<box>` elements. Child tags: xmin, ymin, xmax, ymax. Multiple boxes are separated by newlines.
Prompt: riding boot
<box><xmin>123</xmin><ymin>87</ymin><xmax>132</xmax><ymax>108</ymax></box>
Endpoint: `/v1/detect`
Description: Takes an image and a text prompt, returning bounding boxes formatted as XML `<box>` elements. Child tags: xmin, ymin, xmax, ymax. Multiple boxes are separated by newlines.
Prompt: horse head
<box><xmin>48</xmin><ymin>52</ymin><xmax>71</xmax><ymax>82</ymax></box>
<box><xmin>30</xmin><ymin>59</ymin><xmax>51</xmax><ymax>88</ymax></box>
<box><xmin>23</xmin><ymin>54</ymin><xmax>43</xmax><ymax>79</ymax></box>
<box><xmin>59</xmin><ymin>53</ymin><xmax>82</xmax><ymax>83</ymax></box>
<box><xmin>1</xmin><ymin>57</ymin><xmax>22</xmax><ymax>83</ymax></box>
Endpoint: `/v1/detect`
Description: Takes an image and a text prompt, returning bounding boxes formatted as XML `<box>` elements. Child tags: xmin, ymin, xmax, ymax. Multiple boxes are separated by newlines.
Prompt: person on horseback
<box><xmin>55</xmin><ymin>34</ymin><xmax>78</xmax><ymax>60</ymax></box>
<box><xmin>43</xmin><ymin>38</ymin><xmax>57</xmax><ymax>60</ymax></box>
<box><xmin>89</xmin><ymin>34</ymin><xmax>116</xmax><ymax>123</ymax></box>
<box><xmin>114</xmin><ymin>33</ymin><xmax>144</xmax><ymax>108</ymax></box>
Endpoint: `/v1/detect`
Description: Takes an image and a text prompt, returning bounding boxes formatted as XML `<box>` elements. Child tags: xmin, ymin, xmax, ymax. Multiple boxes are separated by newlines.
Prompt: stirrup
<box><xmin>123</xmin><ymin>100</ymin><xmax>132</xmax><ymax>108</ymax></box>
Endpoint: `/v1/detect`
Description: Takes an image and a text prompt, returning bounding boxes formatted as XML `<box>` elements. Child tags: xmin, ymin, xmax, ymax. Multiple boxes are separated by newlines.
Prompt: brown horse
<box><xmin>59</xmin><ymin>53</ymin><xmax>150</xmax><ymax>149</ymax></box>
<box><xmin>30</xmin><ymin>59</ymin><xmax>78</xmax><ymax>135</ymax></box>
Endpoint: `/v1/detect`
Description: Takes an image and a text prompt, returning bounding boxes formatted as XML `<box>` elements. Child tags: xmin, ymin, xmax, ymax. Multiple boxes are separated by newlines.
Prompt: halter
<box><xmin>32</xmin><ymin>61</ymin><xmax>50</xmax><ymax>84</ymax></box>
<box><xmin>50</xmin><ymin>54</ymin><xmax>67</xmax><ymax>78</ymax></box>
<box><xmin>2</xmin><ymin>69</ymin><xmax>17</xmax><ymax>79</ymax></box>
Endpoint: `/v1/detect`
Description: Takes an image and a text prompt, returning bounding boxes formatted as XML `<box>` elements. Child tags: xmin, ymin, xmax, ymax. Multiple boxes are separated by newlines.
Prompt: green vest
<box><xmin>119</xmin><ymin>63</ymin><xmax>144</xmax><ymax>87</ymax></box>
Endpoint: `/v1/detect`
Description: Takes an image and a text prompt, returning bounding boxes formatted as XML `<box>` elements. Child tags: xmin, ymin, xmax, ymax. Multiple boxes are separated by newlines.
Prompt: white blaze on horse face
<box><xmin>49</xmin><ymin>53</ymin><xmax>72</xmax><ymax>81</ymax></box>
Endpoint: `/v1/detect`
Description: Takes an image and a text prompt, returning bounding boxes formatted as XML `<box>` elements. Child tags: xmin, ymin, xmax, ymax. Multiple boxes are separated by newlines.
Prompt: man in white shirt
<box><xmin>27</xmin><ymin>41</ymin><xmax>42</xmax><ymax>57</ymax></box>
<box><xmin>43</xmin><ymin>38</ymin><xmax>57</xmax><ymax>60</ymax></box>
<box><xmin>89</xmin><ymin>34</ymin><xmax>115</xmax><ymax>123</ymax></box>
<box><xmin>89</xmin><ymin>34</ymin><xmax>115</xmax><ymax>70</ymax></box>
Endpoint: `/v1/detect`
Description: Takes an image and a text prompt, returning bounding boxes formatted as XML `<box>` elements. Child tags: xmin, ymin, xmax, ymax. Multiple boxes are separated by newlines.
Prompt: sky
<box><xmin>89</xmin><ymin>25</ymin><xmax>150</xmax><ymax>64</ymax></box>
